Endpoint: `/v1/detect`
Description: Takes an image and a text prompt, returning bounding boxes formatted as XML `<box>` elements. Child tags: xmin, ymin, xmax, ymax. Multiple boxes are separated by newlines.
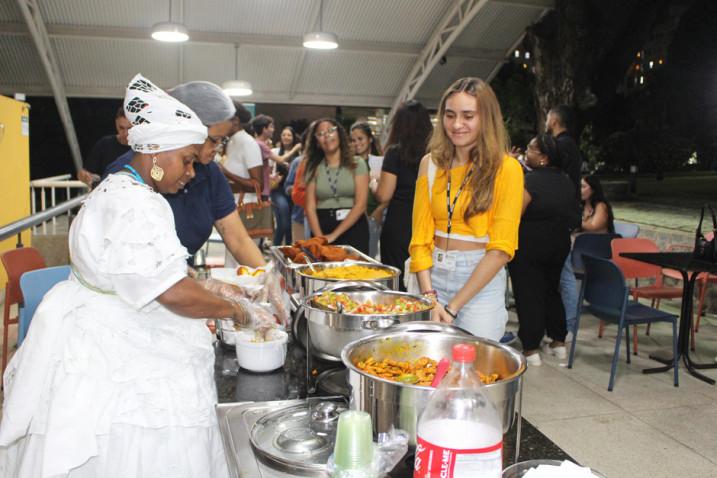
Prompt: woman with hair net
<box><xmin>105</xmin><ymin>80</ymin><xmax>286</xmax><ymax>322</ymax></box>
<box><xmin>0</xmin><ymin>75</ymin><xmax>278</xmax><ymax>477</ymax></box>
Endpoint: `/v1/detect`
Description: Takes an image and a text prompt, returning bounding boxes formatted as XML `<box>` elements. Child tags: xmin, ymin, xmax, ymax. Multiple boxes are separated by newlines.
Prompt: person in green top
<box><xmin>304</xmin><ymin>118</ymin><xmax>370</xmax><ymax>254</ymax></box>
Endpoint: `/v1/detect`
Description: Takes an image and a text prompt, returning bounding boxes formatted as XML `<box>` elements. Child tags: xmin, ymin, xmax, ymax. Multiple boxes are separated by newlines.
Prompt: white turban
<box><xmin>124</xmin><ymin>74</ymin><xmax>207</xmax><ymax>154</ymax></box>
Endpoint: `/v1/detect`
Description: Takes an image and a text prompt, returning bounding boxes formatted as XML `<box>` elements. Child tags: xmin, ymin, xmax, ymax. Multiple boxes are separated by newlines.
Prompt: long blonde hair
<box><xmin>428</xmin><ymin>77</ymin><xmax>509</xmax><ymax>220</ymax></box>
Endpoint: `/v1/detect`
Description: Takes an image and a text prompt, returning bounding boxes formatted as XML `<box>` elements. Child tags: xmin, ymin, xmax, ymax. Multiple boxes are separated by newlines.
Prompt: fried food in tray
<box><xmin>280</xmin><ymin>238</ymin><xmax>362</xmax><ymax>264</ymax></box>
<box><xmin>313</xmin><ymin>291</ymin><xmax>430</xmax><ymax>314</ymax></box>
<box><xmin>306</xmin><ymin>264</ymin><xmax>392</xmax><ymax>280</ymax></box>
<box><xmin>355</xmin><ymin>356</ymin><xmax>500</xmax><ymax>386</ymax></box>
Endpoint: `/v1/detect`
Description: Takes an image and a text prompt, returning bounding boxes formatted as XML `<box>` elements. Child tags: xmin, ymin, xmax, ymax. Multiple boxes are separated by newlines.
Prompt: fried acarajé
<box><xmin>321</xmin><ymin>246</ymin><xmax>348</xmax><ymax>262</ymax></box>
<box><xmin>355</xmin><ymin>356</ymin><xmax>501</xmax><ymax>386</ymax></box>
<box><xmin>282</xmin><ymin>246</ymin><xmax>301</xmax><ymax>261</ymax></box>
<box><xmin>280</xmin><ymin>237</ymin><xmax>362</xmax><ymax>264</ymax></box>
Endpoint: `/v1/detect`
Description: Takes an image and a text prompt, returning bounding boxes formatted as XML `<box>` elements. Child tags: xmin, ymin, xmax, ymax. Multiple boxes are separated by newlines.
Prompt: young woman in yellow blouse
<box><xmin>409</xmin><ymin>77</ymin><xmax>523</xmax><ymax>340</ymax></box>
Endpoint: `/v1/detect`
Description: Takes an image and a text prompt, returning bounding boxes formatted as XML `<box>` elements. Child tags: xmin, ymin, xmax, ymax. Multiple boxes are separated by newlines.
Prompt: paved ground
<box><xmin>507</xmin><ymin>305</ymin><xmax>717</xmax><ymax>478</ymax></box>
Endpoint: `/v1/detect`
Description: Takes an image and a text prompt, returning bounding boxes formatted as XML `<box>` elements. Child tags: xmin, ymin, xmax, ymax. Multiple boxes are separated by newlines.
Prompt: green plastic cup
<box><xmin>333</xmin><ymin>410</ymin><xmax>374</xmax><ymax>470</ymax></box>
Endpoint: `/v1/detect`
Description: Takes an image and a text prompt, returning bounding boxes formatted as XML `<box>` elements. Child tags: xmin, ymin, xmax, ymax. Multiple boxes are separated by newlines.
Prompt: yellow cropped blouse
<box><xmin>409</xmin><ymin>155</ymin><xmax>524</xmax><ymax>272</ymax></box>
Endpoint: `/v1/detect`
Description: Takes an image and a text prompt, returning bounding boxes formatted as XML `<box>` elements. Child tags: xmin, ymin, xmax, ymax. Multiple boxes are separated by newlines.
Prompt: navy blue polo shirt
<box><xmin>104</xmin><ymin>151</ymin><xmax>236</xmax><ymax>255</ymax></box>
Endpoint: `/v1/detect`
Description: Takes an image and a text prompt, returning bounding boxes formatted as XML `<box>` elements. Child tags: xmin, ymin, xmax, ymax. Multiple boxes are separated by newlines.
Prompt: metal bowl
<box><xmin>296</xmin><ymin>262</ymin><xmax>400</xmax><ymax>298</ymax></box>
<box><xmin>302</xmin><ymin>282</ymin><xmax>433</xmax><ymax>360</ymax></box>
<box><xmin>341</xmin><ymin>322</ymin><xmax>526</xmax><ymax>446</ymax></box>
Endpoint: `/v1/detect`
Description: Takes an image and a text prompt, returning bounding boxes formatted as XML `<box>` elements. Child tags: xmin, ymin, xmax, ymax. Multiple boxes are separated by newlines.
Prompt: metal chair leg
<box><xmin>625</xmin><ymin>324</ymin><xmax>631</xmax><ymax>364</ymax></box>
<box><xmin>672</xmin><ymin>320</ymin><xmax>679</xmax><ymax>387</ymax></box>
<box><xmin>609</xmin><ymin>325</ymin><xmax>624</xmax><ymax>391</ymax></box>
<box><xmin>694</xmin><ymin>278</ymin><xmax>708</xmax><ymax>333</ymax></box>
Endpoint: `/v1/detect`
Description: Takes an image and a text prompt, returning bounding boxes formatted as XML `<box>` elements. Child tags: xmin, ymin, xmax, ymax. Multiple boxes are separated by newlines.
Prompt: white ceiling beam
<box><xmin>15</xmin><ymin>0</ymin><xmax>83</xmax><ymax>173</ymax></box>
<box><xmin>288</xmin><ymin>0</ymin><xmax>322</xmax><ymax>101</ymax></box>
<box><xmin>0</xmin><ymin>22</ymin><xmax>505</xmax><ymax>62</ymax></box>
<box><xmin>385</xmin><ymin>0</ymin><xmax>492</xmax><ymax>136</ymax></box>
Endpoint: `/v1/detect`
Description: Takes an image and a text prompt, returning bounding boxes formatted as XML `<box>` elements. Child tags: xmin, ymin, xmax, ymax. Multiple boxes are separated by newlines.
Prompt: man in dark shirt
<box><xmin>546</xmin><ymin>105</ymin><xmax>581</xmax><ymax>196</ymax></box>
<box><xmin>546</xmin><ymin>104</ymin><xmax>582</xmax><ymax>336</ymax></box>
<box><xmin>78</xmin><ymin>107</ymin><xmax>131</xmax><ymax>187</ymax></box>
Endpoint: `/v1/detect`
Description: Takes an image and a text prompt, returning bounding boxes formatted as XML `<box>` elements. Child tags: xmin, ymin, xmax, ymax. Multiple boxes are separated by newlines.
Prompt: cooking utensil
<box><xmin>341</xmin><ymin>322</ymin><xmax>526</xmax><ymax>448</ymax></box>
<box><xmin>302</xmin><ymin>282</ymin><xmax>432</xmax><ymax>360</ymax></box>
<box><xmin>430</xmin><ymin>358</ymin><xmax>450</xmax><ymax>387</ymax></box>
<box><xmin>300</xmin><ymin>246</ymin><xmax>318</xmax><ymax>273</ymax></box>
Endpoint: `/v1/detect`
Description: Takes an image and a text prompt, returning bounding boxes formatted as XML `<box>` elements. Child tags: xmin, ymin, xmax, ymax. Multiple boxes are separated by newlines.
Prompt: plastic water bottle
<box><xmin>413</xmin><ymin>344</ymin><xmax>503</xmax><ymax>478</ymax></box>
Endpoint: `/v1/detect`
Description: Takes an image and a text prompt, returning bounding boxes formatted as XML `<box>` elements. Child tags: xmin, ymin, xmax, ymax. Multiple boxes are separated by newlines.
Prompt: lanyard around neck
<box><xmin>324</xmin><ymin>162</ymin><xmax>341</xmax><ymax>199</ymax></box>
<box><xmin>445</xmin><ymin>160</ymin><xmax>474</xmax><ymax>236</ymax></box>
<box><xmin>123</xmin><ymin>164</ymin><xmax>146</xmax><ymax>185</ymax></box>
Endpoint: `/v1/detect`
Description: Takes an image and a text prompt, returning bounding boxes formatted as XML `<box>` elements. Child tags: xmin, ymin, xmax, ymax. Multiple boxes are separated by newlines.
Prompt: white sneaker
<box><xmin>565</xmin><ymin>331</ymin><xmax>574</xmax><ymax>343</ymax></box>
<box><xmin>526</xmin><ymin>353</ymin><xmax>542</xmax><ymax>367</ymax></box>
<box><xmin>543</xmin><ymin>344</ymin><xmax>567</xmax><ymax>360</ymax></box>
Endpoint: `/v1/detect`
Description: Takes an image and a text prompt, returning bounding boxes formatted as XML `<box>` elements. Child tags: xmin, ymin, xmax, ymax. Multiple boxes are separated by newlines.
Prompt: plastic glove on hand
<box><xmin>260</xmin><ymin>268</ymin><xmax>289</xmax><ymax>327</ymax></box>
<box><xmin>233</xmin><ymin>298</ymin><xmax>280</xmax><ymax>332</ymax></box>
<box><xmin>199</xmin><ymin>279</ymin><xmax>252</xmax><ymax>302</ymax></box>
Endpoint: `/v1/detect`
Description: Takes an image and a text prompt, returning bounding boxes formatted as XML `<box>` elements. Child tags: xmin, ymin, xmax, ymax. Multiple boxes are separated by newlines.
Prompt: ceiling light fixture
<box><xmin>223</xmin><ymin>44</ymin><xmax>253</xmax><ymax>97</ymax></box>
<box><xmin>303</xmin><ymin>0</ymin><xmax>338</xmax><ymax>50</ymax></box>
<box><xmin>151</xmin><ymin>1</ymin><xmax>189</xmax><ymax>42</ymax></box>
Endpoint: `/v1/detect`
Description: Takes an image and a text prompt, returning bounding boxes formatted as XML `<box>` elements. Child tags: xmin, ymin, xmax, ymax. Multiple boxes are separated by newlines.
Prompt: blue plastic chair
<box><xmin>571</xmin><ymin>233</ymin><xmax>622</xmax><ymax>280</ymax></box>
<box><xmin>614</xmin><ymin>221</ymin><xmax>640</xmax><ymax>238</ymax></box>
<box><xmin>568</xmin><ymin>255</ymin><xmax>678</xmax><ymax>391</ymax></box>
<box><xmin>18</xmin><ymin>265</ymin><xmax>71</xmax><ymax>345</ymax></box>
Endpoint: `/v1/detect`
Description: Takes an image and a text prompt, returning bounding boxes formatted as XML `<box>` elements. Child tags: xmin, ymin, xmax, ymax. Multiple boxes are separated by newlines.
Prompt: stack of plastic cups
<box><xmin>332</xmin><ymin>411</ymin><xmax>376</xmax><ymax>478</ymax></box>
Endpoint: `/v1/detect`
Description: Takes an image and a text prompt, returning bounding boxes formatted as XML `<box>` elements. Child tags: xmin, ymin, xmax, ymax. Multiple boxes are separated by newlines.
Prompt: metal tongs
<box><xmin>300</xmin><ymin>246</ymin><xmax>319</xmax><ymax>273</ymax></box>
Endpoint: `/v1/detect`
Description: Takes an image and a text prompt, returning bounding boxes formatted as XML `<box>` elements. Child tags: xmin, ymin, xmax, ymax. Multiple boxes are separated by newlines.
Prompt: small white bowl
<box><xmin>234</xmin><ymin>328</ymin><xmax>288</xmax><ymax>372</ymax></box>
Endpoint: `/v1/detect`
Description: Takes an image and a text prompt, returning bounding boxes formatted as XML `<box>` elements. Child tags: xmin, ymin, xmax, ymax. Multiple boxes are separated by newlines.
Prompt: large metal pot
<box><xmin>296</xmin><ymin>262</ymin><xmax>400</xmax><ymax>298</ymax></box>
<box><xmin>341</xmin><ymin>322</ymin><xmax>526</xmax><ymax>446</ymax></box>
<box><xmin>302</xmin><ymin>282</ymin><xmax>433</xmax><ymax>361</ymax></box>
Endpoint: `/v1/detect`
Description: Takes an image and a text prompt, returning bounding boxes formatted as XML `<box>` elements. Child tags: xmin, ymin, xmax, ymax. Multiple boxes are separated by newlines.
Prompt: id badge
<box><xmin>335</xmin><ymin>209</ymin><xmax>350</xmax><ymax>220</ymax></box>
<box><xmin>435</xmin><ymin>251</ymin><xmax>456</xmax><ymax>271</ymax></box>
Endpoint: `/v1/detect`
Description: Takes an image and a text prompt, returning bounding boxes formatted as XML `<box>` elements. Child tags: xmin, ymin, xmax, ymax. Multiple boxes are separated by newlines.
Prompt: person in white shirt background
<box><xmin>221</xmin><ymin>102</ymin><xmax>264</xmax><ymax>265</ymax></box>
<box><xmin>350</xmin><ymin>122</ymin><xmax>384</xmax><ymax>258</ymax></box>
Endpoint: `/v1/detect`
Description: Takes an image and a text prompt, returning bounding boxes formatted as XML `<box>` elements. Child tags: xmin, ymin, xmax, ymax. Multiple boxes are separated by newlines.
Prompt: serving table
<box><xmin>620</xmin><ymin>252</ymin><xmax>717</xmax><ymax>385</ymax></box>
<box><xmin>214</xmin><ymin>338</ymin><xmax>571</xmax><ymax>477</ymax></box>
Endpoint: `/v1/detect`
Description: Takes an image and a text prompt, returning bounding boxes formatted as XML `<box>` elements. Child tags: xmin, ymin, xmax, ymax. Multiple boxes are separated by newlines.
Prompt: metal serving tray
<box><xmin>271</xmin><ymin>245</ymin><xmax>378</xmax><ymax>293</ymax></box>
<box><xmin>217</xmin><ymin>397</ymin><xmax>347</xmax><ymax>478</ymax></box>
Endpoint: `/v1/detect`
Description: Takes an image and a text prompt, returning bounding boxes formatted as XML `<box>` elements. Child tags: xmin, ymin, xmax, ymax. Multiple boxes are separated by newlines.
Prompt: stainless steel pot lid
<box><xmin>316</xmin><ymin>368</ymin><xmax>350</xmax><ymax>397</ymax></box>
<box><xmin>250</xmin><ymin>398</ymin><xmax>348</xmax><ymax>475</ymax></box>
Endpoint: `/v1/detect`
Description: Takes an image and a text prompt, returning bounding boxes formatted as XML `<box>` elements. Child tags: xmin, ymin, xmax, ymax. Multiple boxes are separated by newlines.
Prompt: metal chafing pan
<box><xmin>301</xmin><ymin>281</ymin><xmax>433</xmax><ymax>360</ymax></box>
<box><xmin>271</xmin><ymin>245</ymin><xmax>378</xmax><ymax>293</ymax></box>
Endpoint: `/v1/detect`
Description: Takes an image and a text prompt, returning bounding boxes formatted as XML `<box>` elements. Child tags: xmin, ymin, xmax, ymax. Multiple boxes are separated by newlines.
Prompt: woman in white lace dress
<box><xmin>0</xmin><ymin>75</ymin><xmax>268</xmax><ymax>478</ymax></box>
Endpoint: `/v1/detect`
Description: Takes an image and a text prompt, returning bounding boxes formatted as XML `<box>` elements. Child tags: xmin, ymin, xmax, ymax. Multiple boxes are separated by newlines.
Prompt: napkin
<box><xmin>523</xmin><ymin>460</ymin><xmax>599</xmax><ymax>478</ymax></box>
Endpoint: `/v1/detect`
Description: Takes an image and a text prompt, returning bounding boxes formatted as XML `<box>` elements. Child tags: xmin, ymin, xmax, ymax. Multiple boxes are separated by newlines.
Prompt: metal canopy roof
<box><xmin>1</xmin><ymin>0</ymin><xmax>551</xmax><ymax>109</ymax></box>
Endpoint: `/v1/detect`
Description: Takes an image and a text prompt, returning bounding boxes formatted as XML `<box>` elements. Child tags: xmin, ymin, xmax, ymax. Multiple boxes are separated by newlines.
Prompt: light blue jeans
<box><xmin>559</xmin><ymin>255</ymin><xmax>579</xmax><ymax>334</ymax></box>
<box><xmin>431</xmin><ymin>248</ymin><xmax>508</xmax><ymax>341</ymax></box>
<box><xmin>367</xmin><ymin>211</ymin><xmax>385</xmax><ymax>259</ymax></box>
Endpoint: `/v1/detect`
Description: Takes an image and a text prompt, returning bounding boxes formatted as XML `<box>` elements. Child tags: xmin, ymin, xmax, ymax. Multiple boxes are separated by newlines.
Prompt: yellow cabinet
<box><xmin>0</xmin><ymin>95</ymin><xmax>31</xmax><ymax>285</ymax></box>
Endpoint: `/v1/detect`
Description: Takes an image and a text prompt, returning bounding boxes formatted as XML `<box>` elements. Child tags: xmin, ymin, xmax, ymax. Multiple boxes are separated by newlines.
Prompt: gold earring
<box><xmin>150</xmin><ymin>156</ymin><xmax>165</xmax><ymax>181</ymax></box>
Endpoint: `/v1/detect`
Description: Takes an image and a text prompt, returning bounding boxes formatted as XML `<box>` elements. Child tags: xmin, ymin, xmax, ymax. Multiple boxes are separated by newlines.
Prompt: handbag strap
<box><xmin>238</xmin><ymin>179</ymin><xmax>263</xmax><ymax>207</ymax></box>
<box><xmin>696</xmin><ymin>204</ymin><xmax>717</xmax><ymax>234</ymax></box>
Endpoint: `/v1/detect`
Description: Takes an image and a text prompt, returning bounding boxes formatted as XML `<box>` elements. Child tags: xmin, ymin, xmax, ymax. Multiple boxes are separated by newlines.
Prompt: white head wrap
<box><xmin>124</xmin><ymin>74</ymin><xmax>208</xmax><ymax>153</ymax></box>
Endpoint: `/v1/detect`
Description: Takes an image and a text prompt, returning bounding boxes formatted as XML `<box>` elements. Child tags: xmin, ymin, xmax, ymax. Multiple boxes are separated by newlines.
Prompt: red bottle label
<box><xmin>413</xmin><ymin>436</ymin><xmax>502</xmax><ymax>478</ymax></box>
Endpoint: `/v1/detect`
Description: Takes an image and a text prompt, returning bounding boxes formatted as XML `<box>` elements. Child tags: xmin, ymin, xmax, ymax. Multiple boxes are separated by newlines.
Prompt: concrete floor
<box><xmin>508</xmin><ymin>306</ymin><xmax>717</xmax><ymax>478</ymax></box>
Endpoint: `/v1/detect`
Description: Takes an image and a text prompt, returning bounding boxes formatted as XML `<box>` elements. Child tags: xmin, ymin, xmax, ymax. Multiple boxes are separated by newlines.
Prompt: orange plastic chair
<box><xmin>610</xmin><ymin>238</ymin><xmax>682</xmax><ymax>354</ymax></box>
<box><xmin>1</xmin><ymin>247</ymin><xmax>46</xmax><ymax>374</ymax></box>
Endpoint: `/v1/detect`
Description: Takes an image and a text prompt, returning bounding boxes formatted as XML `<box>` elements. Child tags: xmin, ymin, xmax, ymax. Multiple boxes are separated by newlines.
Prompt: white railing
<box><xmin>30</xmin><ymin>174</ymin><xmax>89</xmax><ymax>234</ymax></box>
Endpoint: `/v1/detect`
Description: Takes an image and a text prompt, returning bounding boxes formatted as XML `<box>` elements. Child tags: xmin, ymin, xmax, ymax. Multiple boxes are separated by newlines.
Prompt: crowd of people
<box><xmin>0</xmin><ymin>73</ymin><xmax>620</xmax><ymax>477</ymax></box>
